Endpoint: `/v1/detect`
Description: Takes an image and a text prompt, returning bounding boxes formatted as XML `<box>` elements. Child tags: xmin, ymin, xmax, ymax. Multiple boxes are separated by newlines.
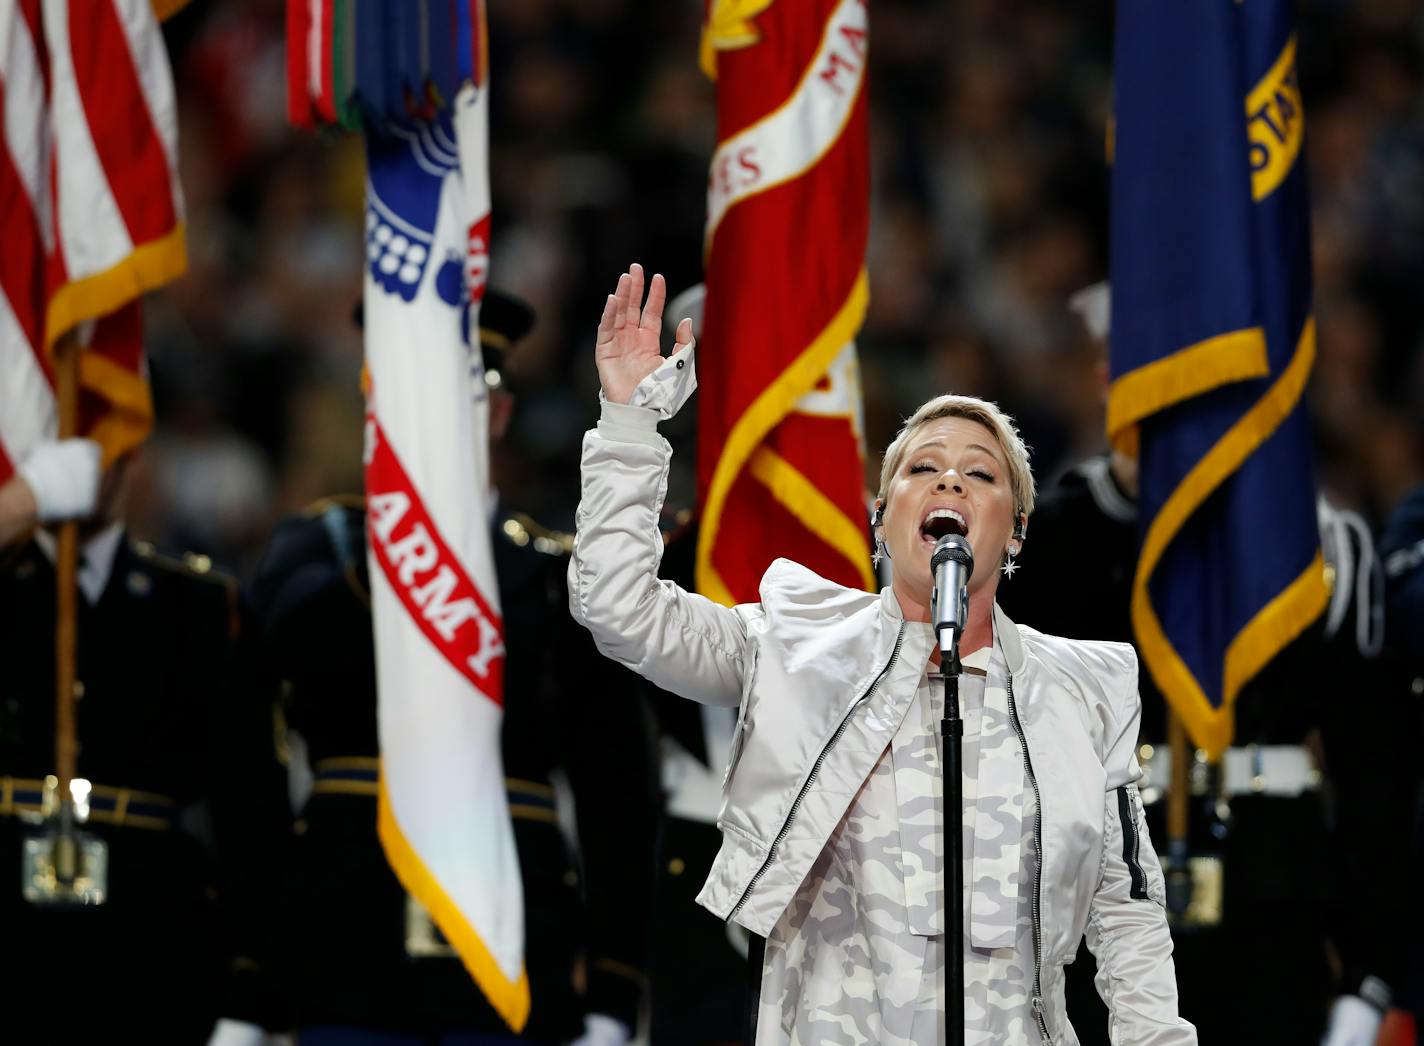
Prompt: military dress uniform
<box><xmin>1380</xmin><ymin>484</ymin><xmax>1424</xmax><ymax>1024</ymax></box>
<box><xmin>250</xmin><ymin>499</ymin><xmax>659</xmax><ymax>1043</ymax></box>
<box><xmin>0</xmin><ymin>528</ymin><xmax>290</xmax><ymax>1045</ymax></box>
<box><xmin>998</xmin><ymin>454</ymin><xmax>1418</xmax><ymax>1043</ymax></box>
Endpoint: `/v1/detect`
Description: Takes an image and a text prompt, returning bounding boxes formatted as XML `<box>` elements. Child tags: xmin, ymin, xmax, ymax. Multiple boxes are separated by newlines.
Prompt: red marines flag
<box><xmin>695</xmin><ymin>0</ymin><xmax>874</xmax><ymax>604</ymax></box>
<box><xmin>0</xmin><ymin>0</ymin><xmax>185</xmax><ymax>484</ymax></box>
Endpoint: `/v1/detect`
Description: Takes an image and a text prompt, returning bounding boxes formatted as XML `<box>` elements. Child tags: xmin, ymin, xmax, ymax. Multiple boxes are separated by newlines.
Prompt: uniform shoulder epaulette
<box><xmin>132</xmin><ymin>540</ymin><xmax>236</xmax><ymax>589</ymax></box>
<box><xmin>299</xmin><ymin>493</ymin><xmax>366</xmax><ymax>518</ymax></box>
<box><xmin>502</xmin><ymin>512</ymin><xmax>574</xmax><ymax>557</ymax></box>
<box><xmin>132</xmin><ymin>541</ymin><xmax>241</xmax><ymax>637</ymax></box>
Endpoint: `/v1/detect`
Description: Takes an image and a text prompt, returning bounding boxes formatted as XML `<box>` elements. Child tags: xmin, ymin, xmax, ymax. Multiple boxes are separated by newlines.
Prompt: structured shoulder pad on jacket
<box><xmin>1016</xmin><ymin>626</ymin><xmax>1141</xmax><ymax>749</ymax></box>
<box><xmin>1017</xmin><ymin>625</ymin><xmax>1137</xmax><ymax>686</ymax></box>
<box><xmin>758</xmin><ymin>558</ymin><xmax>882</xmax><ymax>622</ymax></box>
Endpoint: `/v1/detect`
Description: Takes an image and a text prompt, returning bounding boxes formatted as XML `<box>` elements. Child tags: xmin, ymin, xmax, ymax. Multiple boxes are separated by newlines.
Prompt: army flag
<box><xmin>363</xmin><ymin>51</ymin><xmax>527</xmax><ymax>1033</ymax></box>
<box><xmin>694</xmin><ymin>0</ymin><xmax>874</xmax><ymax>605</ymax></box>
<box><xmin>1109</xmin><ymin>0</ymin><xmax>1327</xmax><ymax>758</ymax></box>
<box><xmin>0</xmin><ymin>0</ymin><xmax>185</xmax><ymax>484</ymax></box>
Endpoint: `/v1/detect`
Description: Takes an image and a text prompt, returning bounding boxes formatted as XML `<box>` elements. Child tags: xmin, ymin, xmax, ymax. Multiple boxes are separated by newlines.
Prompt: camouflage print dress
<box><xmin>758</xmin><ymin>642</ymin><xmax>1043</xmax><ymax>1045</ymax></box>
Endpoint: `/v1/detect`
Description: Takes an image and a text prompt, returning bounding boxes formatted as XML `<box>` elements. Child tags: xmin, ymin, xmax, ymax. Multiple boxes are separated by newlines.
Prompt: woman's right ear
<box><xmin>872</xmin><ymin>500</ymin><xmax>885</xmax><ymax>527</ymax></box>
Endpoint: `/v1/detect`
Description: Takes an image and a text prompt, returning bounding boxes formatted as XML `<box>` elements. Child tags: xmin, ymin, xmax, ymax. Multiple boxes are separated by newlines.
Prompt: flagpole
<box><xmin>52</xmin><ymin>330</ymin><xmax>81</xmax><ymax>883</ymax></box>
<box><xmin>1165</xmin><ymin>711</ymin><xmax>1191</xmax><ymax>916</ymax></box>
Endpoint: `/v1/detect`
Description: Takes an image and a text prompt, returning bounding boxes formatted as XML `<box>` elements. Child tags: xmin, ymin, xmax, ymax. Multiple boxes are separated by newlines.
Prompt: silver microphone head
<box><xmin>931</xmin><ymin>533</ymin><xmax>974</xmax><ymax>579</ymax></box>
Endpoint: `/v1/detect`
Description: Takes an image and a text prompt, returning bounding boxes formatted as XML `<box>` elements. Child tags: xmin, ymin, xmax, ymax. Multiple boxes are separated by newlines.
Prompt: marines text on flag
<box><xmin>695</xmin><ymin>0</ymin><xmax>874</xmax><ymax>605</ymax></box>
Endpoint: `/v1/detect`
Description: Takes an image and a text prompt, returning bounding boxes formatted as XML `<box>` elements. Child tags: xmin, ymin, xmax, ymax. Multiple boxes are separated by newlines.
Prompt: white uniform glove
<box><xmin>17</xmin><ymin>438</ymin><xmax>101</xmax><ymax>522</ymax></box>
<box><xmin>569</xmin><ymin>1013</ymin><xmax>632</xmax><ymax>1046</ymax></box>
<box><xmin>1320</xmin><ymin>995</ymin><xmax>1383</xmax><ymax>1046</ymax></box>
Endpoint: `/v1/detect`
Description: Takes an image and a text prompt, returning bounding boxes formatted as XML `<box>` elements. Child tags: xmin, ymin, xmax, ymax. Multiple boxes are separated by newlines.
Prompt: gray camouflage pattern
<box><xmin>759</xmin><ymin>643</ymin><xmax>1043</xmax><ymax>1045</ymax></box>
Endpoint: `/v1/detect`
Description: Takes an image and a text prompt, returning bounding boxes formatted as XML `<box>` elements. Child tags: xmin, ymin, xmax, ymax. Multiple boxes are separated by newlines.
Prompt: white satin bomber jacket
<box><xmin>568</xmin><ymin>347</ymin><xmax>1196</xmax><ymax>1045</ymax></box>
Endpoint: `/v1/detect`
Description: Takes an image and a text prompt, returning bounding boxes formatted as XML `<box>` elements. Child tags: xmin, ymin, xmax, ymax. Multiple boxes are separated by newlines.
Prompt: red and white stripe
<box><xmin>286</xmin><ymin>0</ymin><xmax>334</xmax><ymax>128</ymax></box>
<box><xmin>0</xmin><ymin>0</ymin><xmax>184</xmax><ymax>481</ymax></box>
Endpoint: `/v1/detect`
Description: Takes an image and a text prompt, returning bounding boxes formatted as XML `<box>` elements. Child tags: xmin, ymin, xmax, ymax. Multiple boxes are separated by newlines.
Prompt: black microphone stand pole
<box><xmin>938</xmin><ymin>612</ymin><xmax>965</xmax><ymax>1046</ymax></box>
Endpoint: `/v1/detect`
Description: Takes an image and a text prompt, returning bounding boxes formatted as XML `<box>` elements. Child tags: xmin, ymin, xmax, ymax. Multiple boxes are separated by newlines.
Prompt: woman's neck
<box><xmin>892</xmin><ymin>576</ymin><xmax>996</xmax><ymax>663</ymax></box>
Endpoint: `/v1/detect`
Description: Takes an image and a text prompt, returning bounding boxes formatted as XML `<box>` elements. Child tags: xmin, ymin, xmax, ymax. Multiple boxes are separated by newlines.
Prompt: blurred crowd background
<box><xmin>135</xmin><ymin>0</ymin><xmax>1424</xmax><ymax>578</ymax></box>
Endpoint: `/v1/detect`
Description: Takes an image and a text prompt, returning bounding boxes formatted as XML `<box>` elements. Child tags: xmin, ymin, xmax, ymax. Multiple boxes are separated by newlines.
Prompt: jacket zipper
<box><xmin>1117</xmin><ymin>786</ymin><xmax>1150</xmax><ymax>900</ymax></box>
<box><xmin>729</xmin><ymin>622</ymin><xmax>907</xmax><ymax>920</ymax></box>
<box><xmin>1133</xmin><ymin>799</ymin><xmax>1144</xmax><ymax>882</ymax></box>
<box><xmin>1006</xmin><ymin>676</ymin><xmax>1052</xmax><ymax>1044</ymax></box>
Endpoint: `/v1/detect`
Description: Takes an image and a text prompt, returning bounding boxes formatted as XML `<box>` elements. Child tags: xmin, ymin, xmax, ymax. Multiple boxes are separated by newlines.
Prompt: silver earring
<box><xmin>872</xmin><ymin>534</ymin><xmax>892</xmax><ymax>566</ymax></box>
<box><xmin>1001</xmin><ymin>546</ymin><xmax>1020</xmax><ymax>578</ymax></box>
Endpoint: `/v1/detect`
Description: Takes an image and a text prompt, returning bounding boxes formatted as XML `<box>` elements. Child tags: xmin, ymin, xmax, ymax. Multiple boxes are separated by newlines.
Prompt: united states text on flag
<box><xmin>1109</xmin><ymin>0</ymin><xmax>1327</xmax><ymax>758</ymax></box>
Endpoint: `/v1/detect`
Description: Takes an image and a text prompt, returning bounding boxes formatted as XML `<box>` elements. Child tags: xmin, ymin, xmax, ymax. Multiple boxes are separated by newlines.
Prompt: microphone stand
<box><xmin>938</xmin><ymin>620</ymin><xmax>965</xmax><ymax>1046</ymax></box>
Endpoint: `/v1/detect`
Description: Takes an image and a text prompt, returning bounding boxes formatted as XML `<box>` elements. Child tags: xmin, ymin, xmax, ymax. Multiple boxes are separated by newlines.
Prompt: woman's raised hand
<box><xmin>595</xmin><ymin>263</ymin><xmax>694</xmax><ymax>405</ymax></box>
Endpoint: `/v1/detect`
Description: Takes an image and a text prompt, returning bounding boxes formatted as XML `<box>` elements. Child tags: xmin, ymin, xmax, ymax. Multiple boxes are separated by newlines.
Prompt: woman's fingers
<box><xmin>625</xmin><ymin>263</ymin><xmax>645</xmax><ymax>329</ymax></box>
<box><xmin>604</xmin><ymin>264</ymin><xmax>676</xmax><ymax>357</ymax></box>
<box><xmin>596</xmin><ymin>294</ymin><xmax>617</xmax><ymax>346</ymax></box>
<box><xmin>612</xmin><ymin>272</ymin><xmax>631</xmax><ymax>332</ymax></box>
<box><xmin>673</xmin><ymin>316</ymin><xmax>694</xmax><ymax>351</ymax></box>
<box><xmin>641</xmin><ymin>273</ymin><xmax>666</xmax><ymax>333</ymax></box>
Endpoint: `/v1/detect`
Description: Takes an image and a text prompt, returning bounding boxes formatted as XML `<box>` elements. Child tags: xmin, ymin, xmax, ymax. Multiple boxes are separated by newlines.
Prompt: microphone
<box><xmin>931</xmin><ymin>533</ymin><xmax>974</xmax><ymax>659</ymax></box>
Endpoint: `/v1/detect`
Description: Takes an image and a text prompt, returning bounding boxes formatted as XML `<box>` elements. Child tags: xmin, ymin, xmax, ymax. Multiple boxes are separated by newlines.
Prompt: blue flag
<box><xmin>1109</xmin><ymin>0</ymin><xmax>1327</xmax><ymax>758</ymax></box>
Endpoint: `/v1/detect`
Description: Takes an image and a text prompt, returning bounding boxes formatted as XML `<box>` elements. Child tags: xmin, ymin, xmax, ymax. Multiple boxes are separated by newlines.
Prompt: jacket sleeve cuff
<box><xmin>597</xmin><ymin>399</ymin><xmax>664</xmax><ymax>448</ymax></box>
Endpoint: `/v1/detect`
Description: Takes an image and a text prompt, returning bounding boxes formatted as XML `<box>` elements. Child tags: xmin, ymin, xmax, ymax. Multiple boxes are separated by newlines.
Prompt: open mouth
<box><xmin>920</xmin><ymin>507</ymin><xmax>968</xmax><ymax>544</ymax></box>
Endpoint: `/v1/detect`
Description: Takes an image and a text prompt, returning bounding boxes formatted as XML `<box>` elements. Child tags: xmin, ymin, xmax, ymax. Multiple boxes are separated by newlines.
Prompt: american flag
<box><xmin>0</xmin><ymin>0</ymin><xmax>185</xmax><ymax>484</ymax></box>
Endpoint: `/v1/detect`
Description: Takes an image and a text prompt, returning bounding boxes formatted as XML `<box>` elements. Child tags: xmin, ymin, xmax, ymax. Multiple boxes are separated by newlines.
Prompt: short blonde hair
<box><xmin>877</xmin><ymin>394</ymin><xmax>1036</xmax><ymax>520</ymax></box>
